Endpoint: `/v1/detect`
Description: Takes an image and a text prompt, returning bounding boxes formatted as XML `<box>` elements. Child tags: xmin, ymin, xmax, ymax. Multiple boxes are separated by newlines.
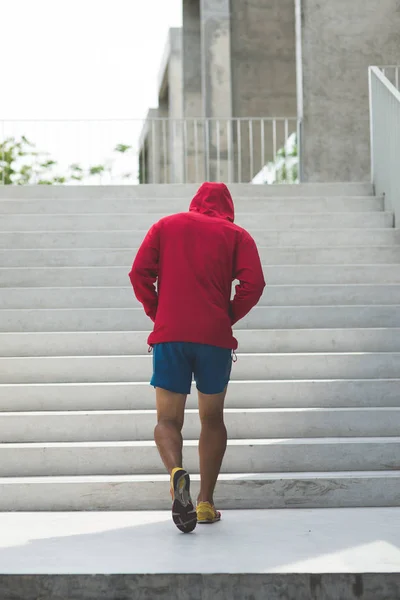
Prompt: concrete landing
<box><xmin>0</xmin><ymin>509</ymin><xmax>399</xmax><ymax>599</ymax></box>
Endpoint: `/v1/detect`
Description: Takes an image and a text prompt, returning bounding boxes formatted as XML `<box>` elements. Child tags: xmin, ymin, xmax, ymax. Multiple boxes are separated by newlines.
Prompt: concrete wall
<box><xmin>200</xmin><ymin>0</ymin><xmax>233</xmax><ymax>181</ymax></box>
<box><xmin>299</xmin><ymin>0</ymin><xmax>400</xmax><ymax>182</ymax></box>
<box><xmin>1</xmin><ymin>573</ymin><xmax>399</xmax><ymax>600</ymax></box>
<box><xmin>140</xmin><ymin>109</ymin><xmax>159</xmax><ymax>184</ymax></box>
<box><xmin>230</xmin><ymin>0</ymin><xmax>297</xmax><ymax>181</ymax></box>
<box><xmin>183</xmin><ymin>0</ymin><xmax>203</xmax><ymax>118</ymax></box>
<box><xmin>230</xmin><ymin>0</ymin><xmax>297</xmax><ymax>119</ymax></box>
<box><xmin>167</xmin><ymin>29</ymin><xmax>184</xmax><ymax>183</ymax></box>
<box><xmin>200</xmin><ymin>0</ymin><xmax>233</xmax><ymax>119</ymax></box>
<box><xmin>183</xmin><ymin>0</ymin><xmax>205</xmax><ymax>182</ymax></box>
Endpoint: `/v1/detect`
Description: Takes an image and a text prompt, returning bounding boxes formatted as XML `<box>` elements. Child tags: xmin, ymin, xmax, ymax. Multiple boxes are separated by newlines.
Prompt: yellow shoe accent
<box><xmin>171</xmin><ymin>467</ymin><xmax>184</xmax><ymax>477</ymax></box>
<box><xmin>196</xmin><ymin>501</ymin><xmax>221</xmax><ymax>524</ymax></box>
<box><xmin>170</xmin><ymin>467</ymin><xmax>185</xmax><ymax>498</ymax></box>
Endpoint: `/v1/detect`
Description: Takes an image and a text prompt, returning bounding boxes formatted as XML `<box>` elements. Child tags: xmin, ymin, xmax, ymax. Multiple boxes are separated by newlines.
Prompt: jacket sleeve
<box><xmin>128</xmin><ymin>222</ymin><xmax>160</xmax><ymax>322</ymax></box>
<box><xmin>230</xmin><ymin>230</ymin><xmax>266</xmax><ymax>325</ymax></box>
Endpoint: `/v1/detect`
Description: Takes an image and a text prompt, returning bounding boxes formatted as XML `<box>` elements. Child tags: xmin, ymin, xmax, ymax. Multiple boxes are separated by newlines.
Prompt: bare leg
<box><xmin>154</xmin><ymin>388</ymin><xmax>187</xmax><ymax>474</ymax></box>
<box><xmin>197</xmin><ymin>388</ymin><xmax>227</xmax><ymax>504</ymax></box>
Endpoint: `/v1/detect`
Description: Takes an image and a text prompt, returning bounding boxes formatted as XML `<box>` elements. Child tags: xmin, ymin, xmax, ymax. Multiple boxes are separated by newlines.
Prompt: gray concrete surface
<box><xmin>201</xmin><ymin>0</ymin><xmax>233</xmax><ymax>180</ymax></box>
<box><xmin>3</xmin><ymin>352</ymin><xmax>400</xmax><ymax>383</ymax></box>
<box><xmin>0</xmin><ymin>474</ymin><xmax>399</xmax><ymax>511</ymax></box>
<box><xmin>0</xmin><ymin>572</ymin><xmax>399</xmax><ymax>600</ymax></box>
<box><xmin>0</xmin><ymin>182</ymin><xmax>374</xmax><ymax>198</ymax></box>
<box><xmin>4</xmin><ymin>246</ymin><xmax>400</xmax><ymax>268</ymax></box>
<box><xmin>167</xmin><ymin>29</ymin><xmax>184</xmax><ymax>183</ymax></box>
<box><xmin>2</xmin><ymin>328</ymin><xmax>400</xmax><ymax>357</ymax></box>
<box><xmin>231</xmin><ymin>0</ymin><xmax>296</xmax><ymax>119</ymax></box>
<box><xmin>1</xmin><ymin>379</ymin><xmax>399</xmax><ymax>412</ymax></box>
<box><xmin>0</xmin><ymin>194</ymin><xmax>382</xmax><ymax>213</ymax></box>
<box><xmin>1</xmin><ymin>408</ymin><xmax>399</xmax><ymax>443</ymax></box>
<box><xmin>200</xmin><ymin>0</ymin><xmax>232</xmax><ymax>119</ymax></box>
<box><xmin>0</xmin><ymin>510</ymin><xmax>398</xmax><ymax>581</ymax></box>
<box><xmin>0</xmin><ymin>438</ymin><xmax>399</xmax><ymax>476</ymax></box>
<box><xmin>5</xmin><ymin>264</ymin><xmax>400</xmax><ymax>287</ymax></box>
<box><xmin>1</xmin><ymin>228</ymin><xmax>398</xmax><ymax>248</ymax></box>
<box><xmin>3</xmin><ymin>282</ymin><xmax>400</xmax><ymax>307</ymax></box>
<box><xmin>183</xmin><ymin>0</ymin><xmax>202</xmax><ymax>118</ymax></box>
<box><xmin>0</xmin><ymin>211</ymin><xmax>393</xmax><ymax>230</ymax></box>
<box><xmin>183</xmin><ymin>1</ymin><xmax>205</xmax><ymax>181</ymax></box>
<box><xmin>298</xmin><ymin>0</ymin><xmax>400</xmax><ymax>182</ymax></box>
<box><xmin>2</xmin><ymin>304</ymin><xmax>400</xmax><ymax>331</ymax></box>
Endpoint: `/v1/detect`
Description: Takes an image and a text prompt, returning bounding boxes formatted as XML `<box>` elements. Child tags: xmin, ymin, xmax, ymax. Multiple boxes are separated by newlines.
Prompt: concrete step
<box><xmin>2</xmin><ymin>246</ymin><xmax>400</xmax><ymax>267</ymax></box>
<box><xmin>0</xmin><ymin>471</ymin><xmax>397</xmax><ymax>510</ymax></box>
<box><xmin>2</xmin><ymin>329</ymin><xmax>400</xmax><ymax>357</ymax></box>
<box><xmin>0</xmin><ymin>182</ymin><xmax>375</xmax><ymax>199</ymax></box>
<box><xmin>4</xmin><ymin>265</ymin><xmax>400</xmax><ymax>287</ymax></box>
<box><xmin>2</xmin><ymin>228</ymin><xmax>399</xmax><ymax>248</ymax></box>
<box><xmin>1</xmin><ymin>353</ymin><xmax>400</xmax><ymax>384</ymax></box>
<box><xmin>0</xmin><ymin>379</ymin><xmax>398</xmax><ymax>411</ymax></box>
<box><xmin>0</xmin><ymin>212</ymin><xmax>393</xmax><ymax>231</ymax></box>
<box><xmin>0</xmin><ymin>437</ymin><xmax>398</xmax><ymax>476</ymax></box>
<box><xmin>1</xmin><ymin>408</ymin><xmax>399</xmax><ymax>442</ymax></box>
<box><xmin>1</xmin><ymin>305</ymin><xmax>399</xmax><ymax>332</ymax></box>
<box><xmin>0</xmin><ymin>472</ymin><xmax>397</xmax><ymax>511</ymax></box>
<box><xmin>3</xmin><ymin>285</ymin><xmax>400</xmax><ymax>309</ymax></box>
<box><xmin>0</xmin><ymin>196</ymin><xmax>384</xmax><ymax>214</ymax></box>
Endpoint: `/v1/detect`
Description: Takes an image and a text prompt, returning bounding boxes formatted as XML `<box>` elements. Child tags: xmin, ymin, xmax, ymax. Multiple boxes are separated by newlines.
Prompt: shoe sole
<box><xmin>172</xmin><ymin>470</ymin><xmax>197</xmax><ymax>534</ymax></box>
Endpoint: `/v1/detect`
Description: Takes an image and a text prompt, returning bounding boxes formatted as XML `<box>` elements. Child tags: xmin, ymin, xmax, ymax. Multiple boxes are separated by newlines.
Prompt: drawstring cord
<box><xmin>148</xmin><ymin>346</ymin><xmax>153</xmax><ymax>354</ymax></box>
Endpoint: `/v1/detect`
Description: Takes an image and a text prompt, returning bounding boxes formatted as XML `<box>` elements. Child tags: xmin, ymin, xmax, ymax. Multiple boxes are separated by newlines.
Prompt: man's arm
<box><xmin>230</xmin><ymin>230</ymin><xmax>266</xmax><ymax>325</ymax></box>
<box><xmin>129</xmin><ymin>222</ymin><xmax>160</xmax><ymax>322</ymax></box>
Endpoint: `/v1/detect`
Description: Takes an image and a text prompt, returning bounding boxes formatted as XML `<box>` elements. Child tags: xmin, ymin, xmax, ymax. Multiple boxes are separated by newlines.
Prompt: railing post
<box><xmin>368</xmin><ymin>67</ymin><xmax>375</xmax><ymax>188</ymax></box>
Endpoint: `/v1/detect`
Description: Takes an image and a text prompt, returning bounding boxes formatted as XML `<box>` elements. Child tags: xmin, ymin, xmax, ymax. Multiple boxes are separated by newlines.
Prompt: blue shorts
<box><xmin>151</xmin><ymin>342</ymin><xmax>232</xmax><ymax>395</ymax></box>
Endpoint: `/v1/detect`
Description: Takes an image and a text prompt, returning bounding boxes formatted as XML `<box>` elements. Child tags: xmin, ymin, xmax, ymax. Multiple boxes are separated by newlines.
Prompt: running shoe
<box><xmin>170</xmin><ymin>467</ymin><xmax>197</xmax><ymax>534</ymax></box>
<box><xmin>196</xmin><ymin>501</ymin><xmax>221</xmax><ymax>524</ymax></box>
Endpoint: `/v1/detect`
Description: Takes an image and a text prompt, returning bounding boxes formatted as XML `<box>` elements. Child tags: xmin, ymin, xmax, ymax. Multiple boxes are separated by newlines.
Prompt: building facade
<box><xmin>140</xmin><ymin>0</ymin><xmax>400</xmax><ymax>184</ymax></box>
<box><xmin>139</xmin><ymin>0</ymin><xmax>297</xmax><ymax>183</ymax></box>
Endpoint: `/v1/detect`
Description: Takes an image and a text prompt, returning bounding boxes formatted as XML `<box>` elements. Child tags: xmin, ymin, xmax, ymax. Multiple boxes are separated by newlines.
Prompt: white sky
<box><xmin>2</xmin><ymin>0</ymin><xmax>183</xmax><ymax>120</ymax></box>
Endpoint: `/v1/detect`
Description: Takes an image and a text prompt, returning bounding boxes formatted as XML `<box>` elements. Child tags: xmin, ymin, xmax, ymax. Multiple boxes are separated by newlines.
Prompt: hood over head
<box><xmin>189</xmin><ymin>182</ymin><xmax>235</xmax><ymax>222</ymax></box>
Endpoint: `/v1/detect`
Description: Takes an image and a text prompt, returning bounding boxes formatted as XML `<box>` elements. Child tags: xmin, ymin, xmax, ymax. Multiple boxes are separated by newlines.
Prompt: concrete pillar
<box><xmin>141</xmin><ymin>109</ymin><xmax>160</xmax><ymax>184</ymax></box>
<box><xmin>297</xmin><ymin>0</ymin><xmax>400</xmax><ymax>182</ymax></box>
<box><xmin>200</xmin><ymin>0</ymin><xmax>233</xmax><ymax>182</ymax></box>
<box><xmin>230</xmin><ymin>0</ymin><xmax>297</xmax><ymax>181</ymax></box>
<box><xmin>183</xmin><ymin>0</ymin><xmax>202</xmax><ymax>118</ymax></box>
<box><xmin>168</xmin><ymin>28</ymin><xmax>184</xmax><ymax>183</ymax></box>
<box><xmin>230</xmin><ymin>0</ymin><xmax>296</xmax><ymax>119</ymax></box>
<box><xmin>182</xmin><ymin>0</ymin><xmax>205</xmax><ymax>182</ymax></box>
<box><xmin>158</xmin><ymin>100</ymin><xmax>170</xmax><ymax>184</ymax></box>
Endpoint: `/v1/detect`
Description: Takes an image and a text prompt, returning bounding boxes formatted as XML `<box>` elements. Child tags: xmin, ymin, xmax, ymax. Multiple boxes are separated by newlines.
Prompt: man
<box><xmin>129</xmin><ymin>182</ymin><xmax>265</xmax><ymax>533</ymax></box>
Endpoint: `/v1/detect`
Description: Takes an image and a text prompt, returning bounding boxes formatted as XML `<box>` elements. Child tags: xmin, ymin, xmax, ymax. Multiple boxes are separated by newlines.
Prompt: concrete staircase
<box><xmin>0</xmin><ymin>183</ymin><xmax>399</xmax><ymax>511</ymax></box>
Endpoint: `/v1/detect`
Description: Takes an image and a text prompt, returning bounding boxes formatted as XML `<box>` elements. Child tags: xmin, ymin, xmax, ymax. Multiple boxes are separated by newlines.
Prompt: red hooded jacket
<box><xmin>129</xmin><ymin>182</ymin><xmax>265</xmax><ymax>350</ymax></box>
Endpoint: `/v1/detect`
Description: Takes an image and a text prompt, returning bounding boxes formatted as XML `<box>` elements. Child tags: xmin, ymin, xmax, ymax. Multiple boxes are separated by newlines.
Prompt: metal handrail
<box><xmin>369</xmin><ymin>66</ymin><xmax>400</xmax><ymax>221</ymax></box>
<box><xmin>377</xmin><ymin>66</ymin><xmax>400</xmax><ymax>90</ymax></box>
<box><xmin>0</xmin><ymin>117</ymin><xmax>300</xmax><ymax>185</ymax></box>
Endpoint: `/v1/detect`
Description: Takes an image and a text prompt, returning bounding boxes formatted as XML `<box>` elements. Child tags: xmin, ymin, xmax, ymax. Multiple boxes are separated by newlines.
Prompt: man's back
<box><xmin>130</xmin><ymin>182</ymin><xmax>265</xmax><ymax>349</ymax></box>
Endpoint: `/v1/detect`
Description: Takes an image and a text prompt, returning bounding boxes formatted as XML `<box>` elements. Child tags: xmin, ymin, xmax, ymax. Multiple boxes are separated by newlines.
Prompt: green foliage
<box><xmin>114</xmin><ymin>144</ymin><xmax>132</xmax><ymax>153</ymax></box>
<box><xmin>69</xmin><ymin>163</ymin><xmax>84</xmax><ymax>172</ymax></box>
<box><xmin>272</xmin><ymin>133</ymin><xmax>298</xmax><ymax>184</ymax></box>
<box><xmin>0</xmin><ymin>136</ymin><xmax>135</xmax><ymax>185</ymax></box>
<box><xmin>89</xmin><ymin>165</ymin><xmax>105</xmax><ymax>176</ymax></box>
